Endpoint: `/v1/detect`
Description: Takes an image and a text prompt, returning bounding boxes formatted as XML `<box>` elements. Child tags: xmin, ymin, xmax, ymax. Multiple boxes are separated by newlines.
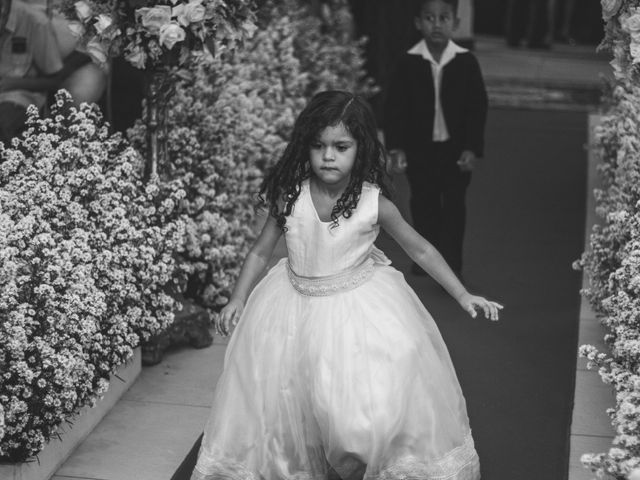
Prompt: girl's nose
<box><xmin>323</xmin><ymin>148</ymin><xmax>335</xmax><ymax>160</ymax></box>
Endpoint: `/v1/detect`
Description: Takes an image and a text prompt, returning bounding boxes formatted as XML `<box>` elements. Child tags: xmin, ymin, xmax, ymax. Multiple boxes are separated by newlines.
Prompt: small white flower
<box><xmin>86</xmin><ymin>37</ymin><xmax>108</xmax><ymax>65</ymax></box>
<box><xmin>159</xmin><ymin>22</ymin><xmax>186</xmax><ymax>50</ymax></box>
<box><xmin>74</xmin><ymin>0</ymin><xmax>92</xmax><ymax>22</ymax></box>
<box><xmin>173</xmin><ymin>0</ymin><xmax>206</xmax><ymax>27</ymax></box>
<box><xmin>94</xmin><ymin>14</ymin><xmax>113</xmax><ymax>35</ymax></box>
<box><xmin>136</xmin><ymin>6</ymin><xmax>172</xmax><ymax>35</ymax></box>
<box><xmin>601</xmin><ymin>0</ymin><xmax>623</xmax><ymax>21</ymax></box>
<box><xmin>67</xmin><ymin>21</ymin><xmax>85</xmax><ymax>38</ymax></box>
<box><xmin>621</xmin><ymin>12</ymin><xmax>640</xmax><ymax>35</ymax></box>
<box><xmin>124</xmin><ymin>48</ymin><xmax>147</xmax><ymax>69</ymax></box>
<box><xmin>630</xmin><ymin>41</ymin><xmax>640</xmax><ymax>64</ymax></box>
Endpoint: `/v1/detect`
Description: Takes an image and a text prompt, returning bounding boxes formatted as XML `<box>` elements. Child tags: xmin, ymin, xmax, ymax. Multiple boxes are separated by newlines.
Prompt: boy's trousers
<box><xmin>405</xmin><ymin>140</ymin><xmax>471</xmax><ymax>274</ymax></box>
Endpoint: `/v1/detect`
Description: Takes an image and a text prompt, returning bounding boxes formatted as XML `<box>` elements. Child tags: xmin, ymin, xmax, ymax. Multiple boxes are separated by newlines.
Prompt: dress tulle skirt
<box><xmin>192</xmin><ymin>259</ymin><xmax>480</xmax><ymax>480</ymax></box>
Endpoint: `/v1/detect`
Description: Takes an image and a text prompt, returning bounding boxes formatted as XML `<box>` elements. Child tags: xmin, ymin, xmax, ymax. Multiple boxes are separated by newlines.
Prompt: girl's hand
<box><xmin>457</xmin><ymin>293</ymin><xmax>503</xmax><ymax>321</ymax></box>
<box><xmin>215</xmin><ymin>299</ymin><xmax>245</xmax><ymax>337</ymax></box>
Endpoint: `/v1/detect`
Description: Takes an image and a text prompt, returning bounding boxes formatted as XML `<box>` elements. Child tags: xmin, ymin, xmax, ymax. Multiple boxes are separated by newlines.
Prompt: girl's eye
<box><xmin>310</xmin><ymin>143</ymin><xmax>322</xmax><ymax>150</ymax></box>
<box><xmin>336</xmin><ymin>145</ymin><xmax>349</xmax><ymax>152</ymax></box>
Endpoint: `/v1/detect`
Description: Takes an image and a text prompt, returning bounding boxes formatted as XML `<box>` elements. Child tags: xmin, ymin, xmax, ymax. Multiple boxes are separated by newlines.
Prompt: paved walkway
<box><xmin>568</xmin><ymin>114</ymin><xmax>615</xmax><ymax>480</ymax></box>
<box><xmin>475</xmin><ymin>35</ymin><xmax>612</xmax><ymax>111</ymax></box>
<box><xmin>52</xmin><ymin>35</ymin><xmax>613</xmax><ymax>480</ymax></box>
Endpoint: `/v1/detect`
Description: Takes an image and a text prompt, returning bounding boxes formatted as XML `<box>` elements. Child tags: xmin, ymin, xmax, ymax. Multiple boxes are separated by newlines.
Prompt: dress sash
<box><xmin>286</xmin><ymin>257</ymin><xmax>375</xmax><ymax>297</ymax></box>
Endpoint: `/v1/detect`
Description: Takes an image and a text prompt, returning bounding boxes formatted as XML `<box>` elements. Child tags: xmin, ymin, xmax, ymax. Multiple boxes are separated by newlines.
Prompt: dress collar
<box><xmin>407</xmin><ymin>39</ymin><xmax>468</xmax><ymax>67</ymax></box>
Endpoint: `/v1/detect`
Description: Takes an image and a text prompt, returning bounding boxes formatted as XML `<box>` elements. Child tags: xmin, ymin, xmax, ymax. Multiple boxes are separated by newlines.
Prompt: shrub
<box><xmin>0</xmin><ymin>92</ymin><xmax>184</xmax><ymax>461</ymax></box>
<box><xmin>575</xmin><ymin>1</ymin><xmax>640</xmax><ymax>477</ymax></box>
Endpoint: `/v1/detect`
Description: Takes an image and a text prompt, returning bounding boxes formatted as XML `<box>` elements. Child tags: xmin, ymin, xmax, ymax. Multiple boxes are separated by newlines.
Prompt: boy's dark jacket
<box><xmin>384</xmin><ymin>49</ymin><xmax>488</xmax><ymax>158</ymax></box>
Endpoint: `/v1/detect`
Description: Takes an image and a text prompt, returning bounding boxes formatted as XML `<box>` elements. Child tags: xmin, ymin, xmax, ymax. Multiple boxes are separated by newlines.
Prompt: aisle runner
<box><xmin>172</xmin><ymin>108</ymin><xmax>586</xmax><ymax>480</ymax></box>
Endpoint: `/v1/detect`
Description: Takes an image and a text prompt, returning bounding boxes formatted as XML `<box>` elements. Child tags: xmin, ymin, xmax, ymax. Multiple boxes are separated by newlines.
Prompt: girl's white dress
<box><xmin>192</xmin><ymin>180</ymin><xmax>480</xmax><ymax>480</ymax></box>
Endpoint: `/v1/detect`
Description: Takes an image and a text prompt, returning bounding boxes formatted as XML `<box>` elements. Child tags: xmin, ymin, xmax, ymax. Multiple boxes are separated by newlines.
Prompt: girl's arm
<box><xmin>378</xmin><ymin>196</ymin><xmax>502</xmax><ymax>321</ymax></box>
<box><xmin>217</xmin><ymin>214</ymin><xmax>283</xmax><ymax>335</ymax></box>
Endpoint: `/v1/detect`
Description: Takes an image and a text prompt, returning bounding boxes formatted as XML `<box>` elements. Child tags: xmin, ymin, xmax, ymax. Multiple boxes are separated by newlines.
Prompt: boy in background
<box><xmin>384</xmin><ymin>0</ymin><xmax>488</xmax><ymax>280</ymax></box>
<box><xmin>0</xmin><ymin>0</ymin><xmax>106</xmax><ymax>144</ymax></box>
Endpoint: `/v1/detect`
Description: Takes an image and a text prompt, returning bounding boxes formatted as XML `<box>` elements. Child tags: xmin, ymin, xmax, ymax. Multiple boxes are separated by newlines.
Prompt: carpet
<box><xmin>171</xmin><ymin>107</ymin><xmax>587</xmax><ymax>480</ymax></box>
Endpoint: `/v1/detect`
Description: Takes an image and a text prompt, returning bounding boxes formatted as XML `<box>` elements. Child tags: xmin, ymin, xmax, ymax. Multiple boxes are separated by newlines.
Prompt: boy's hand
<box><xmin>215</xmin><ymin>298</ymin><xmax>245</xmax><ymax>336</ymax></box>
<box><xmin>387</xmin><ymin>149</ymin><xmax>407</xmax><ymax>174</ymax></box>
<box><xmin>457</xmin><ymin>150</ymin><xmax>478</xmax><ymax>172</ymax></box>
<box><xmin>457</xmin><ymin>292</ymin><xmax>503</xmax><ymax>321</ymax></box>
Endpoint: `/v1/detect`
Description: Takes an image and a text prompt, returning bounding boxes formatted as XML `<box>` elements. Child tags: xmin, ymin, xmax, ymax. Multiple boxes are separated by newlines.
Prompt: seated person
<box><xmin>0</xmin><ymin>0</ymin><xmax>107</xmax><ymax>144</ymax></box>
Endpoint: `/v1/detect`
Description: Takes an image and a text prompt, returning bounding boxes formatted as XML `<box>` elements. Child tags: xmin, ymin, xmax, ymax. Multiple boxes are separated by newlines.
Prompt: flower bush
<box><xmin>268</xmin><ymin>0</ymin><xmax>377</xmax><ymax>97</ymax></box>
<box><xmin>600</xmin><ymin>0</ymin><xmax>640</xmax><ymax>81</ymax></box>
<box><xmin>59</xmin><ymin>0</ymin><xmax>256</xmax><ymax>69</ymax></box>
<box><xmin>574</xmin><ymin>1</ymin><xmax>640</xmax><ymax>478</ymax></box>
<box><xmin>127</xmin><ymin>0</ymin><xmax>375</xmax><ymax>311</ymax></box>
<box><xmin>0</xmin><ymin>92</ymin><xmax>184</xmax><ymax>462</ymax></box>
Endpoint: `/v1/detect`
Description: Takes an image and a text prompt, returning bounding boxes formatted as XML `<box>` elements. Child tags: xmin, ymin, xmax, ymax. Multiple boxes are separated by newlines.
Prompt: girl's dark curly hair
<box><xmin>259</xmin><ymin>90</ymin><xmax>391</xmax><ymax>230</ymax></box>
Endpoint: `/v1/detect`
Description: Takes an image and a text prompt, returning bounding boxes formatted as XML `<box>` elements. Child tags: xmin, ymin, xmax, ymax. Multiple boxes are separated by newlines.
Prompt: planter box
<box><xmin>567</xmin><ymin>113</ymin><xmax>615</xmax><ymax>480</ymax></box>
<box><xmin>0</xmin><ymin>347</ymin><xmax>141</xmax><ymax>480</ymax></box>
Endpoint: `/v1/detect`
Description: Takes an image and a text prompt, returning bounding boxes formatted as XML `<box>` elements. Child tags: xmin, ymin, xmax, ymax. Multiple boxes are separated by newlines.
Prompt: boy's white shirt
<box><xmin>407</xmin><ymin>39</ymin><xmax>468</xmax><ymax>142</ymax></box>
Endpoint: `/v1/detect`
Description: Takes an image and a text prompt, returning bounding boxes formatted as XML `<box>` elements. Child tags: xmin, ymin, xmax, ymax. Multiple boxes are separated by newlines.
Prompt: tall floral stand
<box><xmin>139</xmin><ymin>71</ymin><xmax>213</xmax><ymax>366</ymax></box>
<box><xmin>0</xmin><ymin>349</ymin><xmax>141</xmax><ymax>480</ymax></box>
<box><xmin>142</xmin><ymin>70</ymin><xmax>172</xmax><ymax>182</ymax></box>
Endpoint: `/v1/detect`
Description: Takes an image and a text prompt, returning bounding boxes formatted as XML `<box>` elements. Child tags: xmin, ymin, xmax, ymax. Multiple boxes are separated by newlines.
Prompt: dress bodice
<box><xmin>284</xmin><ymin>180</ymin><xmax>380</xmax><ymax>277</ymax></box>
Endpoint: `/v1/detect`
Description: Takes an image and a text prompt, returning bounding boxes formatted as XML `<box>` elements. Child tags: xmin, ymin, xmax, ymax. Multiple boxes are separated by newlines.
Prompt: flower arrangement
<box><xmin>0</xmin><ymin>92</ymin><xmax>184</xmax><ymax>462</ymax></box>
<box><xmin>574</xmin><ymin>1</ymin><xmax>640</xmax><ymax>477</ymax></box>
<box><xmin>126</xmin><ymin>0</ymin><xmax>375</xmax><ymax>311</ymax></box>
<box><xmin>259</xmin><ymin>0</ymin><xmax>377</xmax><ymax>98</ymax></box>
<box><xmin>600</xmin><ymin>0</ymin><xmax>640</xmax><ymax>81</ymax></box>
<box><xmin>58</xmin><ymin>0</ymin><xmax>256</xmax><ymax>69</ymax></box>
<box><xmin>286</xmin><ymin>0</ymin><xmax>377</xmax><ymax>97</ymax></box>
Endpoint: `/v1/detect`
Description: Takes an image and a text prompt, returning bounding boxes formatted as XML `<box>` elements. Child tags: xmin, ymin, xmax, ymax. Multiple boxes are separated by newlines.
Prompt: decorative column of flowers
<box><xmin>60</xmin><ymin>0</ymin><xmax>256</xmax><ymax>180</ymax></box>
<box><xmin>575</xmin><ymin>1</ymin><xmax>640</xmax><ymax>479</ymax></box>
<box><xmin>601</xmin><ymin>0</ymin><xmax>640</xmax><ymax>82</ymax></box>
<box><xmin>56</xmin><ymin>0</ymin><xmax>256</xmax><ymax>364</ymax></box>
<box><xmin>124</xmin><ymin>0</ymin><xmax>376</xmax><ymax>316</ymax></box>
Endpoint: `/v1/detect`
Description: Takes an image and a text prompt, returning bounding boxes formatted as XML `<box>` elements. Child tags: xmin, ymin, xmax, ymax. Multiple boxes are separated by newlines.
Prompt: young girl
<box><xmin>191</xmin><ymin>91</ymin><xmax>502</xmax><ymax>480</ymax></box>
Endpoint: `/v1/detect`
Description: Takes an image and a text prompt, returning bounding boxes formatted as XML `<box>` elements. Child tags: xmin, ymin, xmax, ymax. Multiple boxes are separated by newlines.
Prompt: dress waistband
<box><xmin>286</xmin><ymin>258</ymin><xmax>375</xmax><ymax>297</ymax></box>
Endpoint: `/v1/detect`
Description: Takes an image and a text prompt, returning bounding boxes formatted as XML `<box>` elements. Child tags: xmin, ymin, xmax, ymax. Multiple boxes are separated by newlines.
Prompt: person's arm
<box><xmin>378</xmin><ymin>196</ymin><xmax>502</xmax><ymax>320</ymax></box>
<box><xmin>462</xmin><ymin>54</ymin><xmax>488</xmax><ymax>159</ymax></box>
<box><xmin>0</xmin><ymin>52</ymin><xmax>91</xmax><ymax>94</ymax></box>
<box><xmin>217</xmin><ymin>214</ymin><xmax>283</xmax><ymax>336</ymax></box>
<box><xmin>383</xmin><ymin>56</ymin><xmax>410</xmax><ymax>153</ymax></box>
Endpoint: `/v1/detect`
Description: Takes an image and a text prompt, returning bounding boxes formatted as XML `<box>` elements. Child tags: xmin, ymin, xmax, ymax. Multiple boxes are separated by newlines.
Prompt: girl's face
<box><xmin>309</xmin><ymin>122</ymin><xmax>357</xmax><ymax>187</ymax></box>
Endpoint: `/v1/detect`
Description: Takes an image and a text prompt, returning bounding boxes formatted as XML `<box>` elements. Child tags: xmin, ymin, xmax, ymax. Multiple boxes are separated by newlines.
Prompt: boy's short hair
<box><xmin>413</xmin><ymin>0</ymin><xmax>459</xmax><ymax>17</ymax></box>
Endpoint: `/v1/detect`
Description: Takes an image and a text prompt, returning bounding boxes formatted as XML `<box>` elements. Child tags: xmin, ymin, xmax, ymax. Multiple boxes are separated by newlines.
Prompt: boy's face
<box><xmin>415</xmin><ymin>0</ymin><xmax>459</xmax><ymax>49</ymax></box>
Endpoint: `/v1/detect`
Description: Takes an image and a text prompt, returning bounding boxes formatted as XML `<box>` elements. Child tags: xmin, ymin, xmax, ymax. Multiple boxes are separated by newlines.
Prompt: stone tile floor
<box><xmin>52</xmin><ymin>338</ymin><xmax>229</xmax><ymax>480</ymax></box>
